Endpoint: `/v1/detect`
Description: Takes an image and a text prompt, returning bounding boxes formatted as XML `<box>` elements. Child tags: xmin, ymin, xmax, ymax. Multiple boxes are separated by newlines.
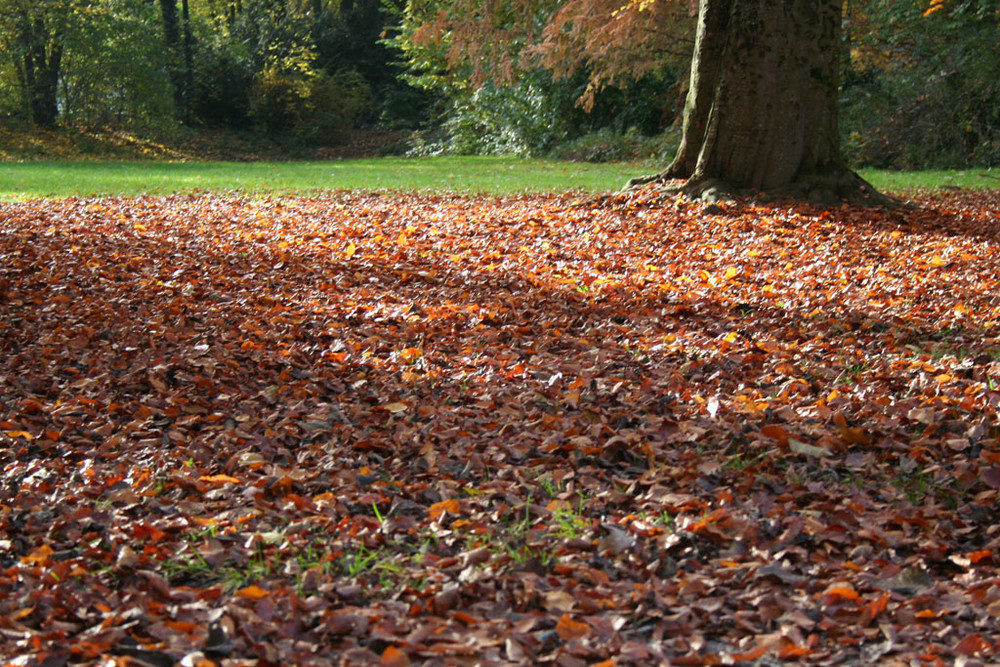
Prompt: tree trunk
<box><xmin>160</xmin><ymin>0</ymin><xmax>185</xmax><ymax>119</ymax></box>
<box><xmin>635</xmin><ymin>0</ymin><xmax>889</xmax><ymax>206</ymax></box>
<box><xmin>182</xmin><ymin>0</ymin><xmax>195</xmax><ymax>124</ymax></box>
<box><xmin>17</xmin><ymin>15</ymin><xmax>62</xmax><ymax>128</ymax></box>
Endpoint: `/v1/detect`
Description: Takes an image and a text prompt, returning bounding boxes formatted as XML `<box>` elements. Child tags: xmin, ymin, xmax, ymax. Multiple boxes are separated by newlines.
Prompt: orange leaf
<box><xmin>428</xmin><ymin>499</ymin><xmax>461</xmax><ymax>519</ymax></box>
<box><xmin>732</xmin><ymin>645</ymin><xmax>768</xmax><ymax>661</ymax></box>
<box><xmin>968</xmin><ymin>550</ymin><xmax>992</xmax><ymax>564</ymax></box>
<box><xmin>760</xmin><ymin>424</ymin><xmax>789</xmax><ymax>444</ymax></box>
<box><xmin>191</xmin><ymin>517</ymin><xmax>220</xmax><ymax>527</ymax></box>
<box><xmin>816</xmin><ymin>582</ymin><xmax>860</xmax><ymax>601</ymax></box>
<box><xmin>235</xmin><ymin>585</ymin><xmax>270</xmax><ymax>599</ymax></box>
<box><xmin>380</xmin><ymin>646</ymin><xmax>410</xmax><ymax>667</ymax></box>
<box><xmin>839</xmin><ymin>426</ymin><xmax>871</xmax><ymax>445</ymax></box>
<box><xmin>867</xmin><ymin>592</ymin><xmax>890</xmax><ymax>619</ymax></box>
<box><xmin>449</xmin><ymin>610</ymin><xmax>479</xmax><ymax>626</ymax></box>
<box><xmin>955</xmin><ymin>633</ymin><xmax>994</xmax><ymax>657</ymax></box>
<box><xmin>778</xmin><ymin>644</ymin><xmax>811</xmax><ymax>659</ymax></box>
<box><xmin>165</xmin><ymin>620</ymin><xmax>201</xmax><ymax>633</ymax></box>
<box><xmin>21</xmin><ymin>544</ymin><xmax>53</xmax><ymax>566</ymax></box>
<box><xmin>199</xmin><ymin>474</ymin><xmax>240</xmax><ymax>485</ymax></box>
<box><xmin>555</xmin><ymin>613</ymin><xmax>590</xmax><ymax>641</ymax></box>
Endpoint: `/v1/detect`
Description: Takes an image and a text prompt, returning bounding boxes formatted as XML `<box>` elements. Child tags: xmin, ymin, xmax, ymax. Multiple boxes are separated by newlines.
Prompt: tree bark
<box><xmin>16</xmin><ymin>13</ymin><xmax>62</xmax><ymax>128</ymax></box>
<box><xmin>634</xmin><ymin>0</ymin><xmax>890</xmax><ymax>206</ymax></box>
<box><xmin>160</xmin><ymin>0</ymin><xmax>186</xmax><ymax>119</ymax></box>
<box><xmin>182</xmin><ymin>0</ymin><xmax>195</xmax><ymax>123</ymax></box>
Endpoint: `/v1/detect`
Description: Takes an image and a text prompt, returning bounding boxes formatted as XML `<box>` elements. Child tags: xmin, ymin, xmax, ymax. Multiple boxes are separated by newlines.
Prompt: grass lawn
<box><xmin>0</xmin><ymin>156</ymin><xmax>997</xmax><ymax>200</ymax></box>
<box><xmin>0</xmin><ymin>157</ymin><xmax>646</xmax><ymax>200</ymax></box>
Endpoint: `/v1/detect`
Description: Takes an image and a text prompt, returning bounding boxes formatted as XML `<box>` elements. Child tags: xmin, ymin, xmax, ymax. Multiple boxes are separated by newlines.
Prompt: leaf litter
<box><xmin>1</xmin><ymin>189</ymin><xmax>999</xmax><ymax>665</ymax></box>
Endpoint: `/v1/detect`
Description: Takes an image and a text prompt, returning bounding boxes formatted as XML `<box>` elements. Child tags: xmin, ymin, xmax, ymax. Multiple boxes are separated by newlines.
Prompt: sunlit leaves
<box><xmin>1</xmin><ymin>189</ymin><xmax>999</xmax><ymax>663</ymax></box>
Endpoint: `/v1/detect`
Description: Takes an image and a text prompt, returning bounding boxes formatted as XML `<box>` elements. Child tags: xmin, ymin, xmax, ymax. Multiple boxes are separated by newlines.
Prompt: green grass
<box><xmin>860</xmin><ymin>168</ymin><xmax>1000</xmax><ymax>193</ymax></box>
<box><xmin>0</xmin><ymin>157</ymin><xmax>995</xmax><ymax>200</ymax></box>
<box><xmin>0</xmin><ymin>157</ymin><xmax>644</xmax><ymax>200</ymax></box>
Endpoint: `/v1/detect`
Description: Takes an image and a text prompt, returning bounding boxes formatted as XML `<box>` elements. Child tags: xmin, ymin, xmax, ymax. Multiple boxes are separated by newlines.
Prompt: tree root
<box><xmin>623</xmin><ymin>169</ymin><xmax>909</xmax><ymax>209</ymax></box>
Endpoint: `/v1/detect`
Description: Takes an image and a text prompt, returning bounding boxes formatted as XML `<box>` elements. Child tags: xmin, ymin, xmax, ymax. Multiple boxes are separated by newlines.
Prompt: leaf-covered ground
<box><xmin>2</xmin><ymin>189</ymin><xmax>1000</xmax><ymax>666</ymax></box>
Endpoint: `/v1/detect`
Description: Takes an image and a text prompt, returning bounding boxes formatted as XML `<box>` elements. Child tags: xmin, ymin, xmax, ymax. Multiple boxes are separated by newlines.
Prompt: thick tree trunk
<box><xmin>634</xmin><ymin>0</ymin><xmax>890</xmax><ymax>206</ymax></box>
<box><xmin>16</xmin><ymin>15</ymin><xmax>62</xmax><ymax>128</ymax></box>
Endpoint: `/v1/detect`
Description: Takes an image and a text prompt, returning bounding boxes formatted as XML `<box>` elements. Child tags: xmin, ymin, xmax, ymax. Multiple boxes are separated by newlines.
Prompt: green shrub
<box><xmin>250</xmin><ymin>69</ymin><xmax>371</xmax><ymax>142</ymax></box>
<box><xmin>548</xmin><ymin>127</ymin><xmax>676</xmax><ymax>163</ymax></box>
<box><xmin>840</xmin><ymin>1</ymin><xmax>1000</xmax><ymax>169</ymax></box>
<box><xmin>191</xmin><ymin>40</ymin><xmax>254</xmax><ymax>129</ymax></box>
<box><xmin>415</xmin><ymin>81</ymin><xmax>569</xmax><ymax>157</ymax></box>
<box><xmin>305</xmin><ymin>71</ymin><xmax>372</xmax><ymax>143</ymax></box>
<box><xmin>250</xmin><ymin>69</ymin><xmax>310</xmax><ymax>136</ymax></box>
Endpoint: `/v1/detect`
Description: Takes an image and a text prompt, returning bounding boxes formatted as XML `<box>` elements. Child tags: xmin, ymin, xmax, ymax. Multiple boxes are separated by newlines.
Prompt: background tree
<box><xmin>59</xmin><ymin>0</ymin><xmax>174</xmax><ymax>129</ymax></box>
<box><xmin>841</xmin><ymin>0</ymin><xmax>1000</xmax><ymax>169</ymax></box>
<box><xmin>0</xmin><ymin>0</ymin><xmax>174</xmax><ymax>130</ymax></box>
<box><xmin>389</xmin><ymin>0</ymin><xmax>692</xmax><ymax>156</ymax></box>
<box><xmin>0</xmin><ymin>0</ymin><xmax>68</xmax><ymax>127</ymax></box>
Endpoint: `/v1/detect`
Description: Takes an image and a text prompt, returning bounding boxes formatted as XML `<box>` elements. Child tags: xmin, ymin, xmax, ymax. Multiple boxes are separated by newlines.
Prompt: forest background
<box><xmin>1</xmin><ymin>0</ymin><xmax>998</xmax><ymax>169</ymax></box>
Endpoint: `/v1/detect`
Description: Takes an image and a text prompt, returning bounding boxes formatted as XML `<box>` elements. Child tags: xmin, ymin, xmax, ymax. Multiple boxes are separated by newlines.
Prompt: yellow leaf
<box><xmin>399</xmin><ymin>347</ymin><xmax>423</xmax><ymax>363</ymax></box>
<box><xmin>345</xmin><ymin>241</ymin><xmax>357</xmax><ymax>258</ymax></box>
<box><xmin>12</xmin><ymin>607</ymin><xmax>35</xmax><ymax>620</ymax></box>
<box><xmin>724</xmin><ymin>266</ymin><xmax>738</xmax><ymax>280</ymax></box>
<box><xmin>929</xmin><ymin>255</ymin><xmax>946</xmax><ymax>267</ymax></box>
<box><xmin>4</xmin><ymin>430</ymin><xmax>34</xmax><ymax>440</ymax></box>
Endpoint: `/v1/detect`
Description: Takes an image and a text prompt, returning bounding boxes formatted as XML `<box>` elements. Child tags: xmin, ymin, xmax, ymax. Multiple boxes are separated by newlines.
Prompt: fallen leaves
<box><xmin>1</xmin><ymin>189</ymin><xmax>1000</xmax><ymax>664</ymax></box>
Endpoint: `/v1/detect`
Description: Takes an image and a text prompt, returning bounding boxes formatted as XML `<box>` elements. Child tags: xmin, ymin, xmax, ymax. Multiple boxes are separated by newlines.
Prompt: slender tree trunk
<box><xmin>182</xmin><ymin>0</ymin><xmax>195</xmax><ymax>123</ymax></box>
<box><xmin>160</xmin><ymin>0</ymin><xmax>185</xmax><ymax>118</ymax></box>
<box><xmin>635</xmin><ymin>0</ymin><xmax>889</xmax><ymax>205</ymax></box>
<box><xmin>159</xmin><ymin>0</ymin><xmax>181</xmax><ymax>48</ymax></box>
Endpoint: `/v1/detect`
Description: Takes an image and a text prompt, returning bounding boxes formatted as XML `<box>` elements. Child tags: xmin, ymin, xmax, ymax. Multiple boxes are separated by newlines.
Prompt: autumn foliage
<box><xmin>2</xmin><ymin>189</ymin><xmax>1000</xmax><ymax>664</ymax></box>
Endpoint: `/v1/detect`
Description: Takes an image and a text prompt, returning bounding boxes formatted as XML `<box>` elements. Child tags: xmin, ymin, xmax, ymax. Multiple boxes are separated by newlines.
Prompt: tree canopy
<box><xmin>0</xmin><ymin>0</ymin><xmax>996</xmax><ymax>171</ymax></box>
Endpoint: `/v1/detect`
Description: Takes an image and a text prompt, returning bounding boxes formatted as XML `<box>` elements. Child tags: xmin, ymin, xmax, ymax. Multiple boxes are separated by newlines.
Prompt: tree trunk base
<box><xmin>623</xmin><ymin>168</ymin><xmax>905</xmax><ymax>208</ymax></box>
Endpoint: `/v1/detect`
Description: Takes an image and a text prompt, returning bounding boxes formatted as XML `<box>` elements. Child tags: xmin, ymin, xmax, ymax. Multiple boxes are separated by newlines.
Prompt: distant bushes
<box><xmin>250</xmin><ymin>70</ymin><xmax>371</xmax><ymax>143</ymax></box>
<box><xmin>548</xmin><ymin>127</ymin><xmax>676</xmax><ymax>163</ymax></box>
<box><xmin>839</xmin><ymin>1</ymin><xmax>1000</xmax><ymax>170</ymax></box>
